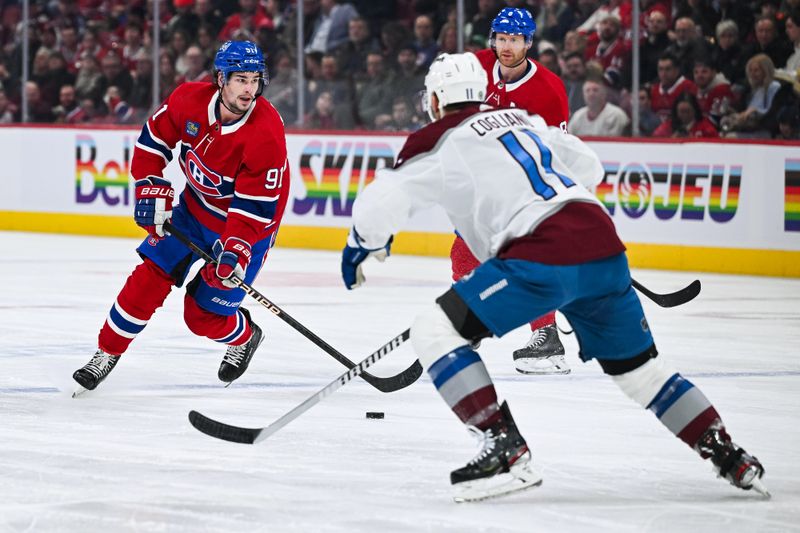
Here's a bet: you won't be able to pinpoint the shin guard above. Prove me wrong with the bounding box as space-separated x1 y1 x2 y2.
611 356 722 448
184 296 252 346
98 259 174 355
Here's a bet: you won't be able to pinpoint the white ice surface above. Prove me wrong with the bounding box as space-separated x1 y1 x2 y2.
1 232 799 533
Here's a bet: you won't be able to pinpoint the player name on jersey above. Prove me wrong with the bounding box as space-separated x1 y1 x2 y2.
469 110 533 137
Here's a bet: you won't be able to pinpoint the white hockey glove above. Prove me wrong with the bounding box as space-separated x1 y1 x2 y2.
341 228 392 290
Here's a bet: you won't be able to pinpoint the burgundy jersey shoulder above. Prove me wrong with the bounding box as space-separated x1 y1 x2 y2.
394 105 483 168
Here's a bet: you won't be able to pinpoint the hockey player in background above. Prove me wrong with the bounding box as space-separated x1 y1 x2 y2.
459 7 572 375
341 53 768 502
72 41 290 394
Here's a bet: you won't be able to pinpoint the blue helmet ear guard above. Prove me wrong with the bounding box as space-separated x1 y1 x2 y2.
213 40 269 96
489 7 537 48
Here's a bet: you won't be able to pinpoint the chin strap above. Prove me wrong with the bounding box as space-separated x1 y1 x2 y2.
217 89 246 117
491 48 529 72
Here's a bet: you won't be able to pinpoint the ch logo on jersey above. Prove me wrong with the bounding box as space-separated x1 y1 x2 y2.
185 149 224 197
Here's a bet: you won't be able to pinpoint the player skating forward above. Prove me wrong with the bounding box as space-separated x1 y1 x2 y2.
459 7 571 375
73 41 290 394
341 53 767 502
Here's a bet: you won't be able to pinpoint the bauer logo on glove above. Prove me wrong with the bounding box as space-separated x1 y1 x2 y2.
201 237 253 290
134 176 174 238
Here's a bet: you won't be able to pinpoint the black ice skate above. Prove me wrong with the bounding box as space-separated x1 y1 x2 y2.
512 324 569 375
695 425 770 497
72 349 120 397
218 308 264 384
451 401 543 502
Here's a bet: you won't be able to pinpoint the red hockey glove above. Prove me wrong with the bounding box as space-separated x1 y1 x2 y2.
201 237 252 290
134 177 174 238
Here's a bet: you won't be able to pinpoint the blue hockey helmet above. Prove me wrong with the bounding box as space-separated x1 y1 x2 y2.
489 7 537 46
213 40 269 95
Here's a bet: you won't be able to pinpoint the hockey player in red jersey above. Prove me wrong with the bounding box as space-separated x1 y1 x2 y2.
455 7 572 375
342 52 768 503
72 41 290 394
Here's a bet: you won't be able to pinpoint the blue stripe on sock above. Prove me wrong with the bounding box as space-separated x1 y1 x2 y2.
109 305 146 335
428 347 480 389
219 311 245 344
647 373 694 417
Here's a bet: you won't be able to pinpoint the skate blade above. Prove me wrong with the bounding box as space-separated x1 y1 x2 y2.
749 477 771 499
453 462 543 503
514 360 571 375
72 386 90 398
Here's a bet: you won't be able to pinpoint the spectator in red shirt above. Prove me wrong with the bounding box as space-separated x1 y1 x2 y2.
693 56 736 123
654 92 720 138
651 52 697 122
584 13 630 83
218 0 272 42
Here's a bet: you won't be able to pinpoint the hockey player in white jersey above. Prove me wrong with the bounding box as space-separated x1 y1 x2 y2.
341 53 768 502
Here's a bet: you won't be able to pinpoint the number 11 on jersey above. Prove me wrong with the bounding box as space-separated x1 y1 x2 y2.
498 128 575 200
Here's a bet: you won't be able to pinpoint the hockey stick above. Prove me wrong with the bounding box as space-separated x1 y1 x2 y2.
189 329 409 444
631 278 701 308
163 221 422 393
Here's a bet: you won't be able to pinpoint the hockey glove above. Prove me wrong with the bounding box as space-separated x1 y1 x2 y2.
201 237 252 290
341 227 392 290
134 177 174 238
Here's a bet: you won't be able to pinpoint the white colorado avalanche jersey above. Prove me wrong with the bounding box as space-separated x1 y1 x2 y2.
352 107 607 262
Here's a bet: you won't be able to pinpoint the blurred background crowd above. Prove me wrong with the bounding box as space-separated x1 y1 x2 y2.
1 0 799 139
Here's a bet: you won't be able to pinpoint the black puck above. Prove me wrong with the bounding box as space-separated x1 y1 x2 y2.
365 411 384 419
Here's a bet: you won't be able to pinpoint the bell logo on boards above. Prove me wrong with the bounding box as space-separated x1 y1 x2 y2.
75 134 132 206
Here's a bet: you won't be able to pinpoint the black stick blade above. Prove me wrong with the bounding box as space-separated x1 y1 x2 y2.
188 410 261 444
667 279 701 307
632 278 702 308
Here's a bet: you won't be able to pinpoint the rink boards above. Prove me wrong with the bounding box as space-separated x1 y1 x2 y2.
0 125 798 277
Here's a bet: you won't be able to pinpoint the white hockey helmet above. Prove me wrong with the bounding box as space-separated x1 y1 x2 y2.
423 53 487 121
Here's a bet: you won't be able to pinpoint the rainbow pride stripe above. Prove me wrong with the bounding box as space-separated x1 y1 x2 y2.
786 159 800 232
596 162 619 214
74 134 132 205
650 163 681 220
709 164 740 223
293 141 394 217
681 164 708 220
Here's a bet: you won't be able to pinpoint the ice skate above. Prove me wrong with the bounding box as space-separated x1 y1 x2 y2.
218 308 264 384
696 425 770 498
513 324 569 375
451 401 543 502
72 349 120 397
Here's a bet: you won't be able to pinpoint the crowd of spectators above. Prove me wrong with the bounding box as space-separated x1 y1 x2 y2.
1 0 799 139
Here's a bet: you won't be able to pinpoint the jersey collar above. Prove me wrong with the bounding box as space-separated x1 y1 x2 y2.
206 91 257 135
492 58 537 93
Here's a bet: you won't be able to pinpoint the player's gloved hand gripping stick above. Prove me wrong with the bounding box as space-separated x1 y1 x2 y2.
163 221 421 393
134 177 174 239
342 228 393 290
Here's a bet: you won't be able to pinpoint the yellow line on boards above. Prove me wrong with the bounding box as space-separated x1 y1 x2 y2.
1 211 798 277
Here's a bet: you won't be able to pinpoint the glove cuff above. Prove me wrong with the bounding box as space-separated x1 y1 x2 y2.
348 227 391 252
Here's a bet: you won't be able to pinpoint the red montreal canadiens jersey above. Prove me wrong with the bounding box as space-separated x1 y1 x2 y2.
131 82 290 247
473 48 569 129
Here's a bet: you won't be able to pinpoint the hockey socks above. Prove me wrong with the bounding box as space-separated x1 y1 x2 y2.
98 258 174 355
610 355 721 449
184 295 253 346
530 311 556 331
427 346 503 430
